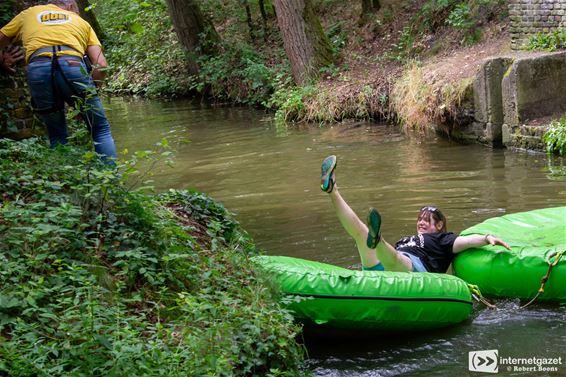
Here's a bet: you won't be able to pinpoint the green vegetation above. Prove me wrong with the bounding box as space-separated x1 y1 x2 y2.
0 0 15 26
92 0 509 124
0 138 304 376
526 29 566 52
97 0 288 105
543 117 566 156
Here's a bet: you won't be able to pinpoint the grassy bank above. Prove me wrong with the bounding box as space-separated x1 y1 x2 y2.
0 138 304 376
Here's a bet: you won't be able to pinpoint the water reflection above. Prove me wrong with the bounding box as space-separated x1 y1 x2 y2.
107 97 564 265
106 97 566 376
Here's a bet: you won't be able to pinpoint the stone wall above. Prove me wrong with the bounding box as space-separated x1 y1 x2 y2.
1 0 39 140
0 71 38 139
509 0 566 50
453 51 566 152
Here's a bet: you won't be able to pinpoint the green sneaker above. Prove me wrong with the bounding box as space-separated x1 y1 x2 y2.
366 207 382 248
320 155 337 193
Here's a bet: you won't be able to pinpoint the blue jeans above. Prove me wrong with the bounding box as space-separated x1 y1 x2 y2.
26 56 117 163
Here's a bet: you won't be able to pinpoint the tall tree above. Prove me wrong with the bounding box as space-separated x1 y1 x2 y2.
164 0 220 75
76 0 106 41
359 0 381 25
273 0 335 85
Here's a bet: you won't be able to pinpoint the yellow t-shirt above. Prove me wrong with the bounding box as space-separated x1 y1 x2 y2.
0 4 101 63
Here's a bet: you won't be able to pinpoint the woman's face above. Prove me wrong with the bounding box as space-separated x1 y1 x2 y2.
416 212 442 234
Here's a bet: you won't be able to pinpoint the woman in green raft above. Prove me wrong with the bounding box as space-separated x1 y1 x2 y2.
320 155 511 273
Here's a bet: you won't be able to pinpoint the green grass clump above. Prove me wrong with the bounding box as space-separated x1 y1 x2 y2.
0 138 304 376
543 117 566 156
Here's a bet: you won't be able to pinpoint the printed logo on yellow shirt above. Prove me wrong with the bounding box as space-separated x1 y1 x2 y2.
37 11 72 25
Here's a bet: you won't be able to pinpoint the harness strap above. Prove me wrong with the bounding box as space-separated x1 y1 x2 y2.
29 45 81 62
30 46 90 121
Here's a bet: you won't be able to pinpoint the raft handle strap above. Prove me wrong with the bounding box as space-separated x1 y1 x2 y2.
520 250 564 309
468 284 497 309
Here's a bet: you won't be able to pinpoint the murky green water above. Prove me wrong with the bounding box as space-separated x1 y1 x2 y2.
106 97 565 376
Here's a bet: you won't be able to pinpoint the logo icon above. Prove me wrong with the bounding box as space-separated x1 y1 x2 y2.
37 11 71 25
469 350 498 373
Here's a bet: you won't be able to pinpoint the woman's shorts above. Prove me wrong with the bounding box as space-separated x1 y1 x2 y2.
362 252 428 272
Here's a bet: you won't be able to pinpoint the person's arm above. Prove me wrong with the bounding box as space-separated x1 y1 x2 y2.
453 234 511 254
86 44 108 84
0 31 11 50
0 32 16 73
1 45 24 73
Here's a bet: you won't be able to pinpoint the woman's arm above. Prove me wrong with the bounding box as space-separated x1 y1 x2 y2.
453 234 511 254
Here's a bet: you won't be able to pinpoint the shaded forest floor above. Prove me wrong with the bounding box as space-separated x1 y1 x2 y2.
303 0 513 125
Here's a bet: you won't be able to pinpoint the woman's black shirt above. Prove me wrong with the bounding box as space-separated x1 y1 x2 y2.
395 232 458 273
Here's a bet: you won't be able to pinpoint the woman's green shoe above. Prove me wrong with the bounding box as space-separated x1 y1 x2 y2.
366 207 382 248
320 155 337 193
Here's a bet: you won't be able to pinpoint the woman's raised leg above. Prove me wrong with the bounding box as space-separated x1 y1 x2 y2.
321 156 412 272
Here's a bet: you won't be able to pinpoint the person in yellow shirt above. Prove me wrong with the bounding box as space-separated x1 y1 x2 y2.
0 0 116 163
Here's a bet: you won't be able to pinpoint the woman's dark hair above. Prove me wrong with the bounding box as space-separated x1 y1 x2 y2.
418 206 447 232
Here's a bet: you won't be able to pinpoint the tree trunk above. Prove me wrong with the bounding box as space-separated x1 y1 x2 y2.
273 0 335 85
258 0 269 41
76 0 106 42
164 0 220 75
241 0 255 41
359 0 381 25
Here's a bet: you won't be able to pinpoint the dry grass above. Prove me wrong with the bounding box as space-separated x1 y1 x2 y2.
302 84 390 123
390 62 432 129
390 61 475 130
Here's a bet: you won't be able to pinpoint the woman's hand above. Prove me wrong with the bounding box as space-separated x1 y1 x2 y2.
485 234 511 250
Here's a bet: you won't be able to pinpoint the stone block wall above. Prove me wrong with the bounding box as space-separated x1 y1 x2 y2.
502 51 566 126
453 52 566 151
509 0 566 50
1 0 39 139
0 72 38 139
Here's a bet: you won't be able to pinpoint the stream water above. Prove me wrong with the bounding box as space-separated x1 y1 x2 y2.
105 97 565 377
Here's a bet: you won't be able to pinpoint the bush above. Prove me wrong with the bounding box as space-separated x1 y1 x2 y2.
96 0 290 106
0 138 304 376
96 0 191 97
526 29 566 52
543 117 566 156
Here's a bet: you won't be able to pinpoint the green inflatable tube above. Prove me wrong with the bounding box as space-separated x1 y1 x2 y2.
252 256 472 331
453 206 566 301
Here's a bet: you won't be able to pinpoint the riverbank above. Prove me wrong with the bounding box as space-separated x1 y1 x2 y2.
0 138 304 376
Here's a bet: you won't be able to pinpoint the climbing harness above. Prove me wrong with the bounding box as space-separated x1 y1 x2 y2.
28 45 79 62
468 284 497 309
520 250 564 309
28 45 96 133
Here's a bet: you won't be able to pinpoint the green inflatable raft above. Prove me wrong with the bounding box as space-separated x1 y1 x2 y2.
454 206 566 301
252 256 472 332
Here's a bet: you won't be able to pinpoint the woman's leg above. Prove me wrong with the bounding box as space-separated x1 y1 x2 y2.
322 155 412 271
329 187 411 271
